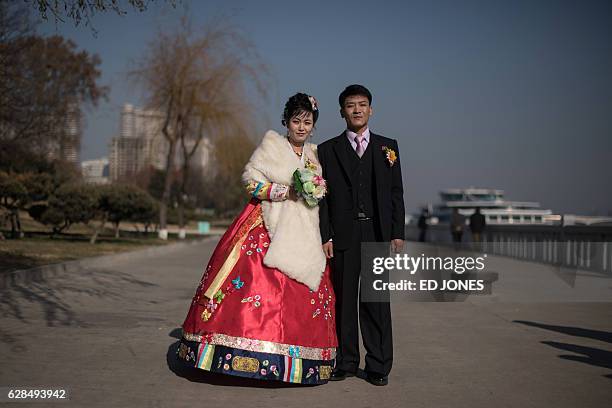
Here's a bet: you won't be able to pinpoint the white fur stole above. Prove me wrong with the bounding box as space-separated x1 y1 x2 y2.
242 130 326 291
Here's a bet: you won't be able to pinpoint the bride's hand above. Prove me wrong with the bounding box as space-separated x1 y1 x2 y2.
287 186 299 201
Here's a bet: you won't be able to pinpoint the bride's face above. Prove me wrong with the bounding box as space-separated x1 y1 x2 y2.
287 111 314 145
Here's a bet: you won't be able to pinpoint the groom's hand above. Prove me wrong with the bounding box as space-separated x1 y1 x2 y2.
391 239 404 253
322 241 334 259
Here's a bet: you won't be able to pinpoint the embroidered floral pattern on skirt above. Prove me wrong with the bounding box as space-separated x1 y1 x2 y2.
179 200 337 385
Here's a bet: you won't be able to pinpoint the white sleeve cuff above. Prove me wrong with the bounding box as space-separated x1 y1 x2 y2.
270 183 289 201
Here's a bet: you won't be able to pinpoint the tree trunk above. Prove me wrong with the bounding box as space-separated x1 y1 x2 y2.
9 210 17 238
177 189 186 240
177 197 184 228
90 213 107 244
9 209 22 239
177 151 192 240
114 222 120 238
158 139 177 240
15 209 22 238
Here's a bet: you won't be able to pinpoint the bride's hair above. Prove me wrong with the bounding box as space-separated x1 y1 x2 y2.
281 93 319 126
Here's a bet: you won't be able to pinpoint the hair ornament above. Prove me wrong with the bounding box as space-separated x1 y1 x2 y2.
308 95 318 111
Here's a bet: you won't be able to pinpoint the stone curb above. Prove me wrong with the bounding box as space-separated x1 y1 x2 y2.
0 235 220 290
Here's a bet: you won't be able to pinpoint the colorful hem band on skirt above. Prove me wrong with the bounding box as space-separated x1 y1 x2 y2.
177 338 335 385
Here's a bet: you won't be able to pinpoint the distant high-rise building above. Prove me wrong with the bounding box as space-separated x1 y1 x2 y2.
121 103 168 169
47 104 81 164
109 136 145 181
109 103 211 181
110 104 164 181
82 157 109 184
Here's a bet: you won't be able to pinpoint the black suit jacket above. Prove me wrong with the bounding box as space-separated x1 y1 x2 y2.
318 132 405 250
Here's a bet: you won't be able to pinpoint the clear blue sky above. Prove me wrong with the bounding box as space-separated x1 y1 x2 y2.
38 0 612 215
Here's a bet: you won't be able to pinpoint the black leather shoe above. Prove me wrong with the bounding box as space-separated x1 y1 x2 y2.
329 368 355 381
365 372 388 386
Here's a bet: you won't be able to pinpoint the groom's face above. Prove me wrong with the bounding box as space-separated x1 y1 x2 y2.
340 95 372 132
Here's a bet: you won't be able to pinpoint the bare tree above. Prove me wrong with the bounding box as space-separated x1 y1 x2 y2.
25 0 177 32
0 2 108 160
209 129 257 216
131 17 269 239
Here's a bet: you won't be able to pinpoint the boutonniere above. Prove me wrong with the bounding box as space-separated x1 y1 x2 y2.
381 146 397 167
304 158 318 172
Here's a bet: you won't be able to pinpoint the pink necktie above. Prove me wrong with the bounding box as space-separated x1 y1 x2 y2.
355 135 364 158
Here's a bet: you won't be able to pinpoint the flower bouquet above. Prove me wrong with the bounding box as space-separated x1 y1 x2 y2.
292 166 327 207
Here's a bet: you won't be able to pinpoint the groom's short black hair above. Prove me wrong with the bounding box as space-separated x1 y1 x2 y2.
339 84 372 107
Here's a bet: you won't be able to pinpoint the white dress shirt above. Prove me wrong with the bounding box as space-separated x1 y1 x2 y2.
346 127 371 153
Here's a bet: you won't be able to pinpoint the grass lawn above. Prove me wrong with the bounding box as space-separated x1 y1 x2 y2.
0 232 204 273
0 211 234 273
0 211 210 273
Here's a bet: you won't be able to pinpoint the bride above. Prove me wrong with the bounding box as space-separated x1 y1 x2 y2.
177 93 337 384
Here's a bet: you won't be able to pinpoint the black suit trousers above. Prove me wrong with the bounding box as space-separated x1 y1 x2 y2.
332 219 393 376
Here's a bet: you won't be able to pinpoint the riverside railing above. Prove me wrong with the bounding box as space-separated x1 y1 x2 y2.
405 224 612 274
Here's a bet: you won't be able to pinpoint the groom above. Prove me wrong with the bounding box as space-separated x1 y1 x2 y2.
318 84 405 386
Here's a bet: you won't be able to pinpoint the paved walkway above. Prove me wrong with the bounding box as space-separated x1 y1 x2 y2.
1 239 611 407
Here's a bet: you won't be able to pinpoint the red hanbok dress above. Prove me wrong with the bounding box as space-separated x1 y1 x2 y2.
177 194 337 384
